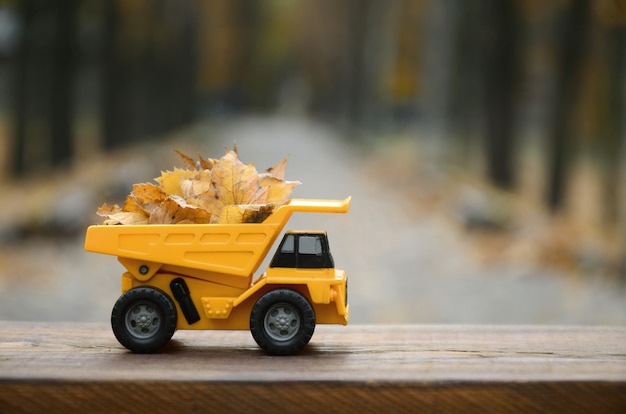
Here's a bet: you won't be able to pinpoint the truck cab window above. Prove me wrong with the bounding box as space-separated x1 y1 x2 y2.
298 235 322 256
281 234 295 253
270 232 334 269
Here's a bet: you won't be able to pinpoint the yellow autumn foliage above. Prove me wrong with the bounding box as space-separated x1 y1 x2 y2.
97 147 300 225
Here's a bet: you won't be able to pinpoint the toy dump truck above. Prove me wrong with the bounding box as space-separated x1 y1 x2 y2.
84 197 350 355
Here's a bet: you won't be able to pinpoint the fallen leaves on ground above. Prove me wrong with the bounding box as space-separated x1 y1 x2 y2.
97 147 299 225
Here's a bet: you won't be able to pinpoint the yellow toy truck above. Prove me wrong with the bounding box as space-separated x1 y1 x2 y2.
84 197 350 355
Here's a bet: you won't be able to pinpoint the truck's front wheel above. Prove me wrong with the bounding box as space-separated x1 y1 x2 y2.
111 287 177 353
250 289 315 355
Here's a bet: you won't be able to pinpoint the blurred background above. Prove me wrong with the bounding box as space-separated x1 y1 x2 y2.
0 0 624 325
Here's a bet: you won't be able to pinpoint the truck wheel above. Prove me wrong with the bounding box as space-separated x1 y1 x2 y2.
111 287 177 353
250 289 315 356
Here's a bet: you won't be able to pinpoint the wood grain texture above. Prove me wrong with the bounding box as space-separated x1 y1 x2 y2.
1 322 625 413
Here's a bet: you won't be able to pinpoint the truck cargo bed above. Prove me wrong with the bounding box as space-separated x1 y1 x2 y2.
84 198 350 281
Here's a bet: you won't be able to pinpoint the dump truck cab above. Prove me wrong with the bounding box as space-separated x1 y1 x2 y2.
85 197 351 356
270 231 334 269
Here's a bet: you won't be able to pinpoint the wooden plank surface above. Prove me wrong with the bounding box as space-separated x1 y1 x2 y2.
1 322 625 413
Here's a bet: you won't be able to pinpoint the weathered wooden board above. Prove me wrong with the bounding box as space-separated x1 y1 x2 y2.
1 322 625 413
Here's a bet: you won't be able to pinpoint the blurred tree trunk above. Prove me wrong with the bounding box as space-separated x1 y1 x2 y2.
163 1 198 129
601 24 625 281
546 0 591 211
447 2 483 162
11 0 35 176
101 1 198 149
602 26 625 226
12 0 77 174
101 0 131 149
171 1 198 127
341 0 372 138
139 1 165 137
232 0 261 109
49 0 78 167
482 0 522 189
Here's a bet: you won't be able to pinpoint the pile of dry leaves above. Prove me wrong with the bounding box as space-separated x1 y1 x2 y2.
97 147 299 225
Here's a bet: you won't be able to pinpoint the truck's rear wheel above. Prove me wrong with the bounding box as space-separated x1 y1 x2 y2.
111 287 177 353
250 289 315 356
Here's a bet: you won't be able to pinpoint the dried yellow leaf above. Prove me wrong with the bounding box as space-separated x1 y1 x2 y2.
174 150 199 170
210 149 258 207
181 170 213 199
96 203 122 217
149 196 212 224
103 212 149 225
264 157 288 179
97 204 149 225
259 175 300 206
218 204 274 224
97 146 298 225
197 156 215 170
131 183 167 214
155 168 197 197
122 195 145 215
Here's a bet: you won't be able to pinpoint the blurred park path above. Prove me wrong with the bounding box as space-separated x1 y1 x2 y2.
0 116 624 325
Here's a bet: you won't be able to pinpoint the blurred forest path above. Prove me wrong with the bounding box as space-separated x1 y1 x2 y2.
0 116 624 325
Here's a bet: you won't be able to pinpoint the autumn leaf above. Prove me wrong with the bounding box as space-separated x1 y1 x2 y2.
219 204 275 224
250 185 269 206
97 204 149 225
122 195 146 215
205 149 264 222
155 168 197 197
103 212 150 225
211 149 259 205
259 175 300 206
128 183 167 216
149 196 212 224
97 203 121 217
174 150 199 170
97 146 299 225
181 170 213 199
197 155 215 170
264 157 288 179
175 150 216 171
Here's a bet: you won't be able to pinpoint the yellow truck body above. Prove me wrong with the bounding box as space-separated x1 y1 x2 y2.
85 197 350 355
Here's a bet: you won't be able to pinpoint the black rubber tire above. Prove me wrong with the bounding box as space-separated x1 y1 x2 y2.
250 289 315 356
111 287 177 353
